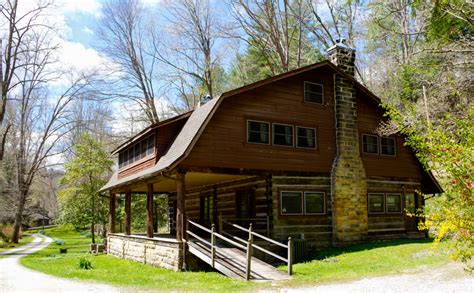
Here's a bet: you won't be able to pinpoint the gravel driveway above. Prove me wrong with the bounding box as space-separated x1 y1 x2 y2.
282 262 474 293
0 234 119 292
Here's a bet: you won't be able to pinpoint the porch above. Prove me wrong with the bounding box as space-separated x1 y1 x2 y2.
106 169 293 280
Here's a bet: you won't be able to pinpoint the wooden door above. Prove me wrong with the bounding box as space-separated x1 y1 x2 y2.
404 192 418 232
236 189 255 224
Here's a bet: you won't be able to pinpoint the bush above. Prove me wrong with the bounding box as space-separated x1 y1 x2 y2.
78 257 92 269
0 224 15 242
54 238 65 246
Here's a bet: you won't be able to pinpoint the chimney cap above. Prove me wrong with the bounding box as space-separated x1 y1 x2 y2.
327 37 355 52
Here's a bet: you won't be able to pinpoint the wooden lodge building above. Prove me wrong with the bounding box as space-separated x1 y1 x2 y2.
100 40 442 280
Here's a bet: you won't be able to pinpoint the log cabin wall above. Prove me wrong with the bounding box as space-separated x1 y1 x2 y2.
272 176 332 249
182 67 337 173
367 180 423 238
118 118 187 180
357 90 423 180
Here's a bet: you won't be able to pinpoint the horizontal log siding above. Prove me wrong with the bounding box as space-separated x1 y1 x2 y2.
182 68 337 173
272 176 332 249
367 180 422 238
118 157 155 179
357 92 423 179
168 177 269 231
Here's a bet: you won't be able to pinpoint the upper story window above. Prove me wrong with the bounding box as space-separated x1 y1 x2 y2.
380 137 396 156
362 134 396 156
247 120 270 144
296 127 316 149
362 134 379 154
118 135 155 169
304 82 323 104
273 124 294 147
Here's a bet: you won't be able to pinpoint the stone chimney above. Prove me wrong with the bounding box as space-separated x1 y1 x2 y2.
328 39 368 247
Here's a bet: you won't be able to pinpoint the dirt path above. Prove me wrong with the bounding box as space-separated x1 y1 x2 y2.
0 234 120 292
282 262 474 293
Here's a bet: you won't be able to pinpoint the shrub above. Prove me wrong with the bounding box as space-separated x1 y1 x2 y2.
78 257 92 269
0 224 15 242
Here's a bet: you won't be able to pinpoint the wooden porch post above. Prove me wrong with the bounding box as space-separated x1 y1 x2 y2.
176 171 186 241
124 191 131 236
108 193 116 234
146 184 154 238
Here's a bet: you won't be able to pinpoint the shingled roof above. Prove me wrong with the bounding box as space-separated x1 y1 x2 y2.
100 60 382 192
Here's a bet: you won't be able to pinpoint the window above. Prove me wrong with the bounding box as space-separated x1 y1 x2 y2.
380 137 396 156
304 82 323 104
296 127 316 149
281 191 302 215
305 192 325 214
386 193 402 213
362 134 379 154
247 121 270 144
118 135 155 169
273 124 294 147
368 193 384 213
200 195 213 222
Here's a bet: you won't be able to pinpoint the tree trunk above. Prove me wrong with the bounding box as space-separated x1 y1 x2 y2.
12 190 27 243
91 223 95 244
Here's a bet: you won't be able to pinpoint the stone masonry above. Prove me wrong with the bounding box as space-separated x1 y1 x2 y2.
108 234 183 271
328 39 368 246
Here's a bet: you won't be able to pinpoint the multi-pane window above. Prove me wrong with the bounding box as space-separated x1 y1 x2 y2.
380 137 396 156
368 193 402 214
362 134 379 154
247 121 270 144
368 193 384 213
273 124 294 146
386 193 402 213
296 127 316 149
304 82 324 104
118 135 155 169
304 192 325 214
280 191 326 215
281 191 303 215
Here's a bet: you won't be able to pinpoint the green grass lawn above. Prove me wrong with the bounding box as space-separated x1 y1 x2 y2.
0 234 35 254
279 238 450 287
20 226 451 291
21 226 260 292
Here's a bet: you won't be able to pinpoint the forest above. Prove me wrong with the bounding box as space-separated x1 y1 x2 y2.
0 0 472 262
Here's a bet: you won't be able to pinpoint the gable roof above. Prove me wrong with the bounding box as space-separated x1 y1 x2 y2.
100 60 440 193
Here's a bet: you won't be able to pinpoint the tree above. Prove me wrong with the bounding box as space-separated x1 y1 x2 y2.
229 0 322 84
0 0 54 161
58 133 112 244
97 0 161 124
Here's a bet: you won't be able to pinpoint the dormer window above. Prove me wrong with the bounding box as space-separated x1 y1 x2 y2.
362 134 378 154
304 82 323 104
119 135 155 169
380 137 396 156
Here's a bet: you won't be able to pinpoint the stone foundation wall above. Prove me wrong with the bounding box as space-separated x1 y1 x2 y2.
107 234 182 271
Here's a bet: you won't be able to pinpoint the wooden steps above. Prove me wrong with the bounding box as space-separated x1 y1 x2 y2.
187 240 291 281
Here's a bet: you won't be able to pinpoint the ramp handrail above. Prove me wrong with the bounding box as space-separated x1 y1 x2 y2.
220 219 293 275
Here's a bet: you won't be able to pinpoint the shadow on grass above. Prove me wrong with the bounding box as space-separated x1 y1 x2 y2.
311 238 435 261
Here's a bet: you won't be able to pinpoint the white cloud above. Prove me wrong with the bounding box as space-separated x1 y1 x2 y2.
56 0 102 17
82 26 94 35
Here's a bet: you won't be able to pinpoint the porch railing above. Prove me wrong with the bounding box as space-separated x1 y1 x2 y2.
186 219 293 280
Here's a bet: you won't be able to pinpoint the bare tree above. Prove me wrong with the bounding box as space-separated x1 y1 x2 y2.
97 0 161 124
156 0 225 109
0 0 54 161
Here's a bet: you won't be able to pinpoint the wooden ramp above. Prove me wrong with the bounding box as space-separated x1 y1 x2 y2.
188 240 291 281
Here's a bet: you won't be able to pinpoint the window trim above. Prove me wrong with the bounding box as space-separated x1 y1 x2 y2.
380 136 397 157
272 123 295 147
280 191 304 215
296 126 317 149
118 134 155 170
385 193 403 214
304 191 326 215
368 193 386 214
247 119 271 145
303 81 324 105
362 134 380 155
